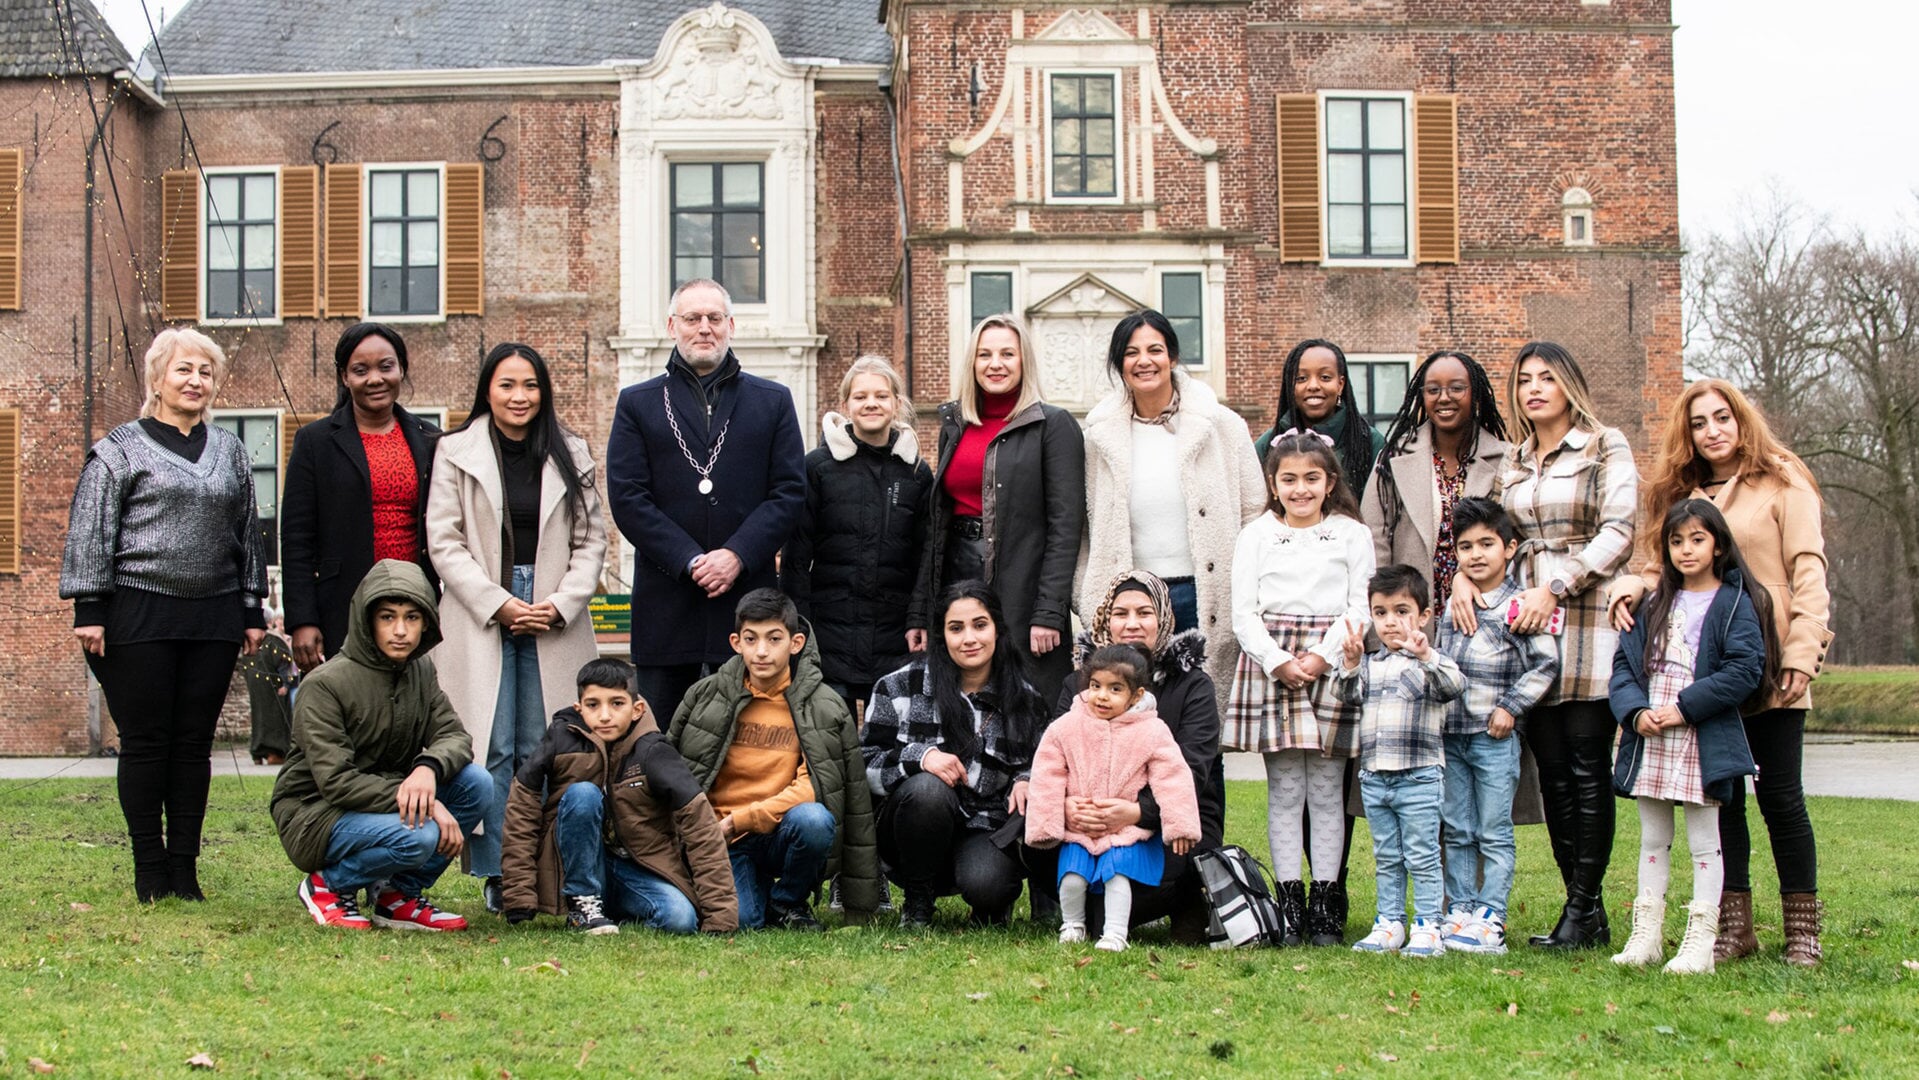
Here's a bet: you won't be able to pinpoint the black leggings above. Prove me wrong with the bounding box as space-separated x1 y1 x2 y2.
87 640 240 864
877 772 1028 917
1723 708 1818 894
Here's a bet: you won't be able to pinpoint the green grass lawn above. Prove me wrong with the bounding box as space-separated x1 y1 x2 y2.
1807 668 1919 735
2 777 1915 1078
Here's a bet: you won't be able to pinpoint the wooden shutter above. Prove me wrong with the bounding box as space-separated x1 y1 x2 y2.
0 149 22 310
444 409 470 430
279 411 328 474
280 165 321 317
1413 95 1460 265
323 163 362 319
1276 94 1323 263
0 408 19 573
444 163 484 316
160 169 200 320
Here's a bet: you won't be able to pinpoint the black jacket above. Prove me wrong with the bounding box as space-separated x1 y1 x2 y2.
781 418 934 692
279 403 439 659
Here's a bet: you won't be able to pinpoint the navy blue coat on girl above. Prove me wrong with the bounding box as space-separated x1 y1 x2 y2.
1608 567 1763 805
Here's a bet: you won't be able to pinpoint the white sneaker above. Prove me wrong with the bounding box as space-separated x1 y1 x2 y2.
1444 905 1508 954
1095 932 1128 952
1439 905 1476 940
1058 922 1087 944
1404 918 1447 957
1353 917 1407 953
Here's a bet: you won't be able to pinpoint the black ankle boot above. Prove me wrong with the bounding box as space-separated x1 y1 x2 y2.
1276 880 1307 946
1531 889 1609 949
167 854 206 902
132 838 170 903
1308 880 1346 946
900 888 937 930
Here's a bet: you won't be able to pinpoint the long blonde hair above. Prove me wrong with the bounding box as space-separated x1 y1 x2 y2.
953 313 1046 424
838 354 917 433
140 327 229 419
1645 379 1817 519
1506 340 1604 444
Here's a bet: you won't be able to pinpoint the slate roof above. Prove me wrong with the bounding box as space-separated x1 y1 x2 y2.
145 0 891 77
0 0 133 77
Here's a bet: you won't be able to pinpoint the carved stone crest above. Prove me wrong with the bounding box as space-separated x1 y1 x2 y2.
653 3 785 121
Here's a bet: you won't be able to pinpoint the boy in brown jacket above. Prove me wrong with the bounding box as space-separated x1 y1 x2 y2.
500 658 737 934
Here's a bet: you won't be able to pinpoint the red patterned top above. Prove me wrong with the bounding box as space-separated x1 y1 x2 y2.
361 426 420 562
1431 451 1467 614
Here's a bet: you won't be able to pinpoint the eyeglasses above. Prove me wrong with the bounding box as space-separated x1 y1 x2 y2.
1421 382 1471 400
672 311 729 326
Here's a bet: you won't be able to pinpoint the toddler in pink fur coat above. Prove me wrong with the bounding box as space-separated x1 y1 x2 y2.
1027 645 1201 951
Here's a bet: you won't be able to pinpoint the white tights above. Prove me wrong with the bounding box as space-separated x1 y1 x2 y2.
1636 797 1723 907
1263 749 1347 882
1060 873 1134 946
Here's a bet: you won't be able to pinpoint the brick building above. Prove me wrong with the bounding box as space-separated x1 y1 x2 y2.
0 0 1678 752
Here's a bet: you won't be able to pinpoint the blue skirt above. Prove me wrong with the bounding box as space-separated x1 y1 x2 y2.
1057 836 1166 893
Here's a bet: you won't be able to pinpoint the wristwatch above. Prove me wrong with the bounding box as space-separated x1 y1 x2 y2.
1547 576 1570 599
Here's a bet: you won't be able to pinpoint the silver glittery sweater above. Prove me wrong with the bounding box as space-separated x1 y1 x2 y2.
59 421 268 610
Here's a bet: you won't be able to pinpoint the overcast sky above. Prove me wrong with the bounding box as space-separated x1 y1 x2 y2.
94 0 1918 239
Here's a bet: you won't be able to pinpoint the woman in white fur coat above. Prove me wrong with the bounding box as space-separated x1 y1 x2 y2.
1077 310 1267 704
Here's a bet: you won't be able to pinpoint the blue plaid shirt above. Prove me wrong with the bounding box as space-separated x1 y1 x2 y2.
1435 575 1561 736
1334 648 1466 772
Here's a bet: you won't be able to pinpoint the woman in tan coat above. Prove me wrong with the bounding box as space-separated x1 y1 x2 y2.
427 343 608 912
1608 379 1832 966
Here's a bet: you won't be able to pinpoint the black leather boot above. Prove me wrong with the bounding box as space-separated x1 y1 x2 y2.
167 854 206 902
1276 880 1307 946
1309 880 1346 946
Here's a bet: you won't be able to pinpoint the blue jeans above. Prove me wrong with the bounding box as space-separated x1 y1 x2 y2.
319 762 491 896
1441 732 1522 917
554 784 699 934
1165 578 1199 636
471 564 544 878
1359 765 1445 924
727 801 838 929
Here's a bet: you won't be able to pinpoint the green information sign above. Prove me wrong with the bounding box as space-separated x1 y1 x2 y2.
590 593 631 635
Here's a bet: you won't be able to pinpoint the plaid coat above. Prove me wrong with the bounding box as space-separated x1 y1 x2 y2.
862 661 1041 833
1501 426 1639 704
1332 648 1466 772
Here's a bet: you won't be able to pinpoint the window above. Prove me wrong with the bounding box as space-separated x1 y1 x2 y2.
672 163 765 303
1347 356 1412 437
1050 74 1118 198
969 272 1013 329
211 412 280 563
1563 187 1595 248
368 168 440 317
205 171 275 319
1161 273 1204 364
1325 98 1408 259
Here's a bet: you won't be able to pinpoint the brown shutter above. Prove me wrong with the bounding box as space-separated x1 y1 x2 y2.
1276 94 1323 263
280 165 321 317
444 163 484 316
0 149 22 310
0 408 19 574
280 411 328 474
323 163 362 319
1413 95 1460 265
160 169 200 321
444 410 470 430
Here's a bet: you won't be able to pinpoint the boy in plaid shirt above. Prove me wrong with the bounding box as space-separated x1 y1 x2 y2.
1334 565 1466 957
1435 498 1559 954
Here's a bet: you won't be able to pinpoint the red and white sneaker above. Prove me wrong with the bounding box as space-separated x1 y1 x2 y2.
298 872 372 930
370 887 468 932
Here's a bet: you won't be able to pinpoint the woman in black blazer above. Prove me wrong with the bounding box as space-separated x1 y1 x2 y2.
280 323 439 670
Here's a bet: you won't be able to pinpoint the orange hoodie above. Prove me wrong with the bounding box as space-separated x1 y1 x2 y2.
709 671 816 834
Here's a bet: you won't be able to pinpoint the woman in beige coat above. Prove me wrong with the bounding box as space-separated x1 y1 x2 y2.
1608 379 1832 966
1077 310 1266 705
427 343 608 912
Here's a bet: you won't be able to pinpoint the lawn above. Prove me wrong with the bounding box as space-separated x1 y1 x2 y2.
2 777 1914 1078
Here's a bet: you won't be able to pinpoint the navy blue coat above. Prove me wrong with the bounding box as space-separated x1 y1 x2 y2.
606 351 805 665
1609 569 1763 805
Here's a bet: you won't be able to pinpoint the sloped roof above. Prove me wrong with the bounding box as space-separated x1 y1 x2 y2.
146 0 891 76
0 0 133 78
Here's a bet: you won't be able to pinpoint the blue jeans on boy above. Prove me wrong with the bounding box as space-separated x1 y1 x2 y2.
728 800 837 929
319 762 491 896
471 564 544 879
1441 732 1522 918
552 783 699 934
1359 765 1444 924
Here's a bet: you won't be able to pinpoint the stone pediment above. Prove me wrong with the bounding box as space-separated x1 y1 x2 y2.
1032 9 1133 42
1026 273 1149 320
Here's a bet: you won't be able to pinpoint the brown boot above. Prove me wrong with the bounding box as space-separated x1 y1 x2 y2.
1782 893 1823 967
1714 890 1758 961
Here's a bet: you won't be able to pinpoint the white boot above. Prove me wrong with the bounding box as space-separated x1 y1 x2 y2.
1612 891 1666 967
1663 900 1719 975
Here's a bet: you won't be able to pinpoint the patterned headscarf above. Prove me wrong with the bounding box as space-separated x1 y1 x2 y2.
1088 569 1175 658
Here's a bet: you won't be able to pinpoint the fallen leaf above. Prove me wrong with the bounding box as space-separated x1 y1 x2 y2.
1605 1001 1618 1015
1903 960 1919 972
1146 971 1162 981
966 992 989 1001
1767 1011 1790 1024
1076 956 1095 968
1148 951 1162 965
437 1011 457 1022
1384 1005 1401 1015
883 943 910 952
1178 961 1198 970
1839 1025 1855 1034
28 1059 54 1075
1654 1025 1676 1036
186 1052 216 1069
1506 1002 1519 1017
576 1040 597 1069
521 958 568 976
1378 1052 1399 1063
68 902 92 912
1292 963 1309 973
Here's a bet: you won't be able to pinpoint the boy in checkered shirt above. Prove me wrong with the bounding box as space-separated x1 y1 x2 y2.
1333 564 1466 957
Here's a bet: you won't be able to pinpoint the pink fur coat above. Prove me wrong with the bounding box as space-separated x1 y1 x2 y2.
1025 691 1202 855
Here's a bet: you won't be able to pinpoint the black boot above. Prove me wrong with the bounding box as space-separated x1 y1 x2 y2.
899 888 937 930
1276 880 1307 946
1309 880 1346 946
167 854 206 902
132 837 170 903
1531 887 1609 949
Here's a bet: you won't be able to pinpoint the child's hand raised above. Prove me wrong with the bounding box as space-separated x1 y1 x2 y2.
1340 617 1364 669
1407 628 1432 660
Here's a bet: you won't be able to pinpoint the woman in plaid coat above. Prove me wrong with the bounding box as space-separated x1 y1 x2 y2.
1448 341 1639 951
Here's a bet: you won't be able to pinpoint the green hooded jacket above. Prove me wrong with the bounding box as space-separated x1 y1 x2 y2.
669 629 881 914
270 559 474 873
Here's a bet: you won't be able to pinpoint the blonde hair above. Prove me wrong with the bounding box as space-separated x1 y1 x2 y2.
140 328 229 419
952 313 1046 424
1505 340 1604 444
838 354 917 431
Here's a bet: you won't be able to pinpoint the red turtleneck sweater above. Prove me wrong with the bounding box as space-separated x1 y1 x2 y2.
942 390 1019 518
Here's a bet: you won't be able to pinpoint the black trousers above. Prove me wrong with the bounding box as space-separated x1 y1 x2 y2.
1525 699 1616 900
1723 707 1818 894
877 772 1028 917
87 640 240 867
632 662 709 728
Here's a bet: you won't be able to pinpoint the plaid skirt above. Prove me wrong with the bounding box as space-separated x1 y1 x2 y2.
1224 613 1360 757
1627 659 1714 806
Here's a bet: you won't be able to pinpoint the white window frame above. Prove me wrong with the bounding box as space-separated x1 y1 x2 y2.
363 161 447 324
209 408 283 564
1155 267 1210 370
666 158 771 310
199 165 283 327
1317 90 1417 270
1345 352 1417 435
1043 68 1125 206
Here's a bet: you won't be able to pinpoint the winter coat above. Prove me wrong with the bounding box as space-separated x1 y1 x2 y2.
668 631 881 913
781 416 934 691
606 351 806 666
1609 570 1763 805
270 560 473 873
1077 371 1267 708
1026 692 1201 855
280 404 440 660
500 705 738 932
863 660 1043 833
426 422 609 767
1361 421 1512 609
